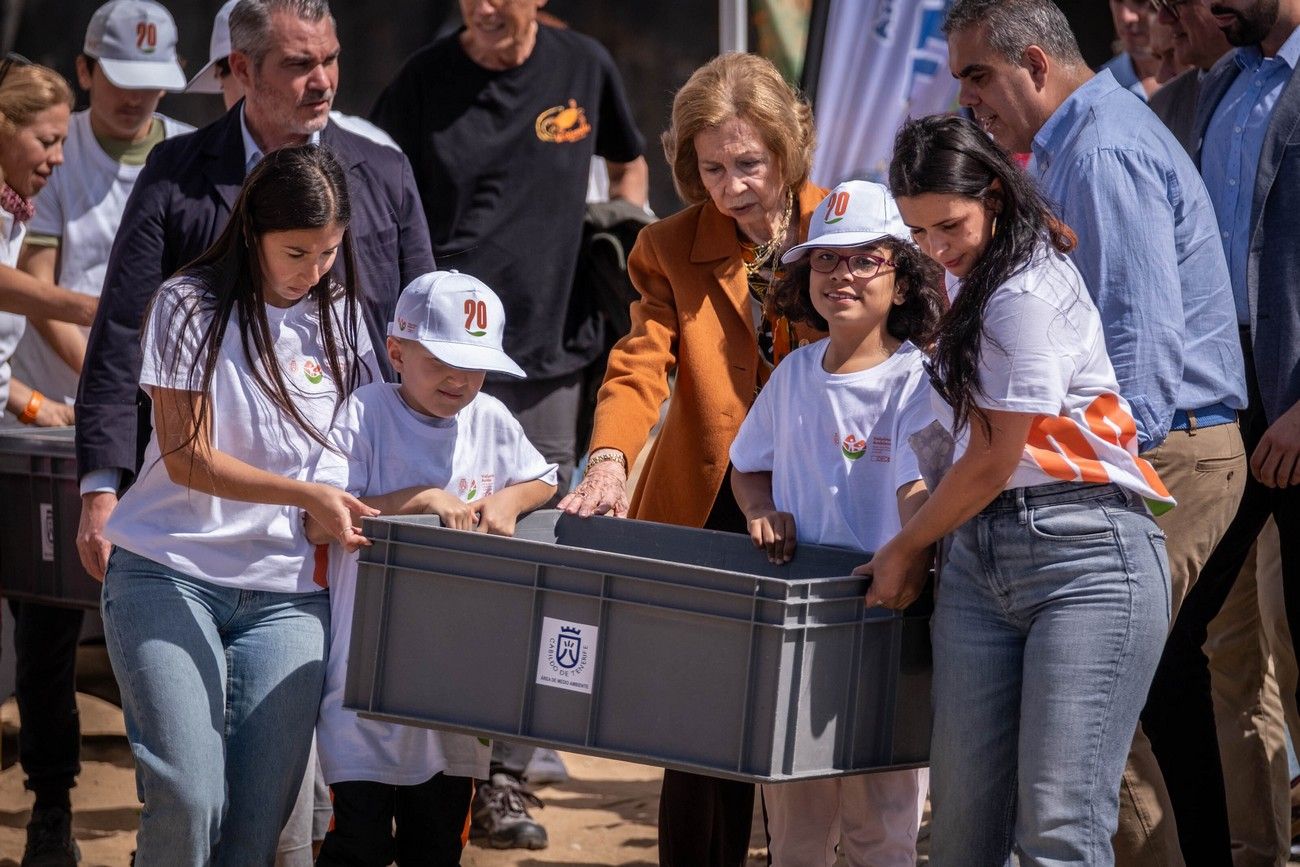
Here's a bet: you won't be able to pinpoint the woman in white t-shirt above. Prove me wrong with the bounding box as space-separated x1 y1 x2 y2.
880 115 1174 865
0 60 100 426
728 180 944 867
100 145 378 865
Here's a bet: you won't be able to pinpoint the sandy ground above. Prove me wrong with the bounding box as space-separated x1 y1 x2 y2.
1 649 1295 866
0 649 780 867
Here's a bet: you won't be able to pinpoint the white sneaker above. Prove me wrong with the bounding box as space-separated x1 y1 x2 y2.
523 748 570 786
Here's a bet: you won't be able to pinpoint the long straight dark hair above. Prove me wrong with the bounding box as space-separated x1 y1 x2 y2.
153 144 369 459
888 115 1075 436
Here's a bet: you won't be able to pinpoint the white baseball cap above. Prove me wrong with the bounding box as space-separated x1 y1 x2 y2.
185 0 238 95
781 180 909 264
389 271 526 379
83 0 187 92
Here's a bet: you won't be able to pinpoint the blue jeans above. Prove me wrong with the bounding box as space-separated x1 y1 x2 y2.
929 483 1170 867
101 548 329 867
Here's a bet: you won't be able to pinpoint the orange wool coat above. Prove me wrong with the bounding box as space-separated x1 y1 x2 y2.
589 180 829 528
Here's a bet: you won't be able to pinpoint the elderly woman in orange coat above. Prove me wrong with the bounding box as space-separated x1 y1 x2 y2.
559 52 825 867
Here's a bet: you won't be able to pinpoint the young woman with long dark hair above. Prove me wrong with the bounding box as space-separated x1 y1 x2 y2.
99 145 377 865
869 114 1174 864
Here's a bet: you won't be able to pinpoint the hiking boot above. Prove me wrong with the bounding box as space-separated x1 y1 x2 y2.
22 806 80 867
470 771 548 850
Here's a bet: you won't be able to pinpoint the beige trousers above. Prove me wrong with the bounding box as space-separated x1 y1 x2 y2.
1114 423 1247 867
1208 520 1296 867
761 768 927 867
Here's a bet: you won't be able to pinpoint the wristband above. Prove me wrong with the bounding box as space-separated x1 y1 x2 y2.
586 451 627 475
17 390 43 425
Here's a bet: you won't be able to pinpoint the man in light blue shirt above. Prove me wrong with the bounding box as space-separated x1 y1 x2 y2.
1201 23 1300 324
945 0 1248 863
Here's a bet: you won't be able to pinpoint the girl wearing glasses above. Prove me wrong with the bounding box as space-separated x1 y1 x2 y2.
728 180 944 867
0 59 100 427
880 113 1173 864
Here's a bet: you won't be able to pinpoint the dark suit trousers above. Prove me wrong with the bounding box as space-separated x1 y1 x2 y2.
657 478 756 867
8 600 84 801
1142 333 1300 866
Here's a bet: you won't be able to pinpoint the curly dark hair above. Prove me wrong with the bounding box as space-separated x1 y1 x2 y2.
767 236 946 345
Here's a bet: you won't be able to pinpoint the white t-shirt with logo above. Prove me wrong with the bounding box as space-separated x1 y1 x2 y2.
729 340 935 554
311 382 558 785
104 277 377 592
13 110 193 405
944 246 1174 506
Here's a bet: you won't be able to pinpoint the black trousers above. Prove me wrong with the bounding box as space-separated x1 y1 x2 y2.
1143 335 1300 866
315 773 473 867
657 478 756 867
8 600 83 799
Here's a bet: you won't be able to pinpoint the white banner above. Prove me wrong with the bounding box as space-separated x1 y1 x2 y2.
811 0 960 187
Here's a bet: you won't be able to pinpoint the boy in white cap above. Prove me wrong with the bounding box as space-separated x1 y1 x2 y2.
7 3 189 865
185 0 398 150
307 271 557 865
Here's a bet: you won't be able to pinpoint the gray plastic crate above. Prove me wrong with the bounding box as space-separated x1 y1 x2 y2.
0 427 100 609
344 510 932 783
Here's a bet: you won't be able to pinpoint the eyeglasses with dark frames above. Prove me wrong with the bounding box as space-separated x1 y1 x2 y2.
0 53 32 90
807 250 893 279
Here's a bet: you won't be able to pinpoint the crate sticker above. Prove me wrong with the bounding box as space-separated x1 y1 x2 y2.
40 503 53 562
536 616 598 694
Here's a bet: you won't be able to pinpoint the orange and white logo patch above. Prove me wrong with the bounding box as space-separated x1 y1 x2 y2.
535 99 591 144
136 20 158 55
463 298 488 338
824 190 850 225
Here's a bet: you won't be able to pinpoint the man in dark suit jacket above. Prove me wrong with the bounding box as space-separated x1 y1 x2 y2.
74 0 434 578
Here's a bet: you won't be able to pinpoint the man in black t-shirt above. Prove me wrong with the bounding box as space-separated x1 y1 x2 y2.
370 0 646 852
372 0 646 494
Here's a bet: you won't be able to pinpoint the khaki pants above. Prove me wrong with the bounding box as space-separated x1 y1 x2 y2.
1114 423 1247 867
1208 520 1296 867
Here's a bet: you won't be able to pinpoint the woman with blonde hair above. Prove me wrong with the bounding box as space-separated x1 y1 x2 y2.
559 52 826 866
0 54 105 867
0 57 97 427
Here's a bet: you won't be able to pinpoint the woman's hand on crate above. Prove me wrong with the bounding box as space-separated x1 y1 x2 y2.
301 483 380 551
746 510 797 565
559 458 629 518
77 491 117 581
857 537 930 611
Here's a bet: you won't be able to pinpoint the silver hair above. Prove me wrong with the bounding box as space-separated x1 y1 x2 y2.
943 0 1087 67
229 0 334 66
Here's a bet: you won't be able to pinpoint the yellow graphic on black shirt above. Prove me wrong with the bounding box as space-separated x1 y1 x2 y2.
535 100 592 143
